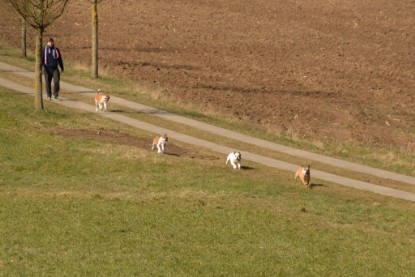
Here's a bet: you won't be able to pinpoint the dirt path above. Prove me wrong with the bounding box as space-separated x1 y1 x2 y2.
1 61 415 202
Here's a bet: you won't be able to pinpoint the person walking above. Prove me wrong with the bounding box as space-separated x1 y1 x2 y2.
42 38 64 100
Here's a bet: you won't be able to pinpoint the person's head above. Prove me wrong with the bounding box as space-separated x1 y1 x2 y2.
47 38 54 47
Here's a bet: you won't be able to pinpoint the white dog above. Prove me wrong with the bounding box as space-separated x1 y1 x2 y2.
151 133 168 154
226 151 242 170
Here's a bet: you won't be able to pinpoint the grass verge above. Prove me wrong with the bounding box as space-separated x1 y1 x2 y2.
1 81 415 275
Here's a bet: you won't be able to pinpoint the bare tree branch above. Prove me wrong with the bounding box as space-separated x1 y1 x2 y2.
7 0 70 110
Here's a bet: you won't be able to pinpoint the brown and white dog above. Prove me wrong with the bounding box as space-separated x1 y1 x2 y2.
95 89 110 112
226 151 242 170
295 165 311 187
152 133 168 153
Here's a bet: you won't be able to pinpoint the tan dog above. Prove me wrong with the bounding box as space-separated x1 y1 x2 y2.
152 133 168 153
95 89 110 112
295 165 311 187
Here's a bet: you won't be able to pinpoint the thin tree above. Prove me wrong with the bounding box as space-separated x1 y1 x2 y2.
22 17 27 57
7 0 70 110
91 0 104 78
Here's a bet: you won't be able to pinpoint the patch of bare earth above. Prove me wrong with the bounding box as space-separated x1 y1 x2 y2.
1 0 414 152
54 127 219 160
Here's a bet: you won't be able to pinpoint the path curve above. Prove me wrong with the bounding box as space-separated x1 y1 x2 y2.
1 62 414 202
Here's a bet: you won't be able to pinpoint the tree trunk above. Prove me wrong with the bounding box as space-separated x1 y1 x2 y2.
21 17 27 57
91 0 99 78
7 0 70 110
34 30 44 110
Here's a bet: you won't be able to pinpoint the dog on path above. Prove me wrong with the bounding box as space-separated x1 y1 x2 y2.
95 89 110 112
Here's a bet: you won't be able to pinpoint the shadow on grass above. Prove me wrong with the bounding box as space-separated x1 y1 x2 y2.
163 152 180 157
309 183 327 189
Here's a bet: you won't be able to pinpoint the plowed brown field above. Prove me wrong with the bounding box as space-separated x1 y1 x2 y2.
1 0 414 151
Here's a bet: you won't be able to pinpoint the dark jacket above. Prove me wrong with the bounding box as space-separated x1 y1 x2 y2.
42 45 64 72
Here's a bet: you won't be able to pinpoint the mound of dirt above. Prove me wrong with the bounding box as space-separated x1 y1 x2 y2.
1 0 414 151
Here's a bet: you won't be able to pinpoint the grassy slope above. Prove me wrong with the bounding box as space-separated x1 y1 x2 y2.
1 45 415 179
1 77 415 275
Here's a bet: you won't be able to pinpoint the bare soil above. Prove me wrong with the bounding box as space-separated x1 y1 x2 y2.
54 128 220 161
1 0 414 152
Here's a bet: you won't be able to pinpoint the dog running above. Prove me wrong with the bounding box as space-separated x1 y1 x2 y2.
294 165 311 187
226 151 242 170
151 133 168 154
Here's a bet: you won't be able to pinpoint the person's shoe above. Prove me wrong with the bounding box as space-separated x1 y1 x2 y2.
46 96 51 101
52 96 61 101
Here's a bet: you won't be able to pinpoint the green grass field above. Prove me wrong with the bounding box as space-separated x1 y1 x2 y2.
1 50 415 276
